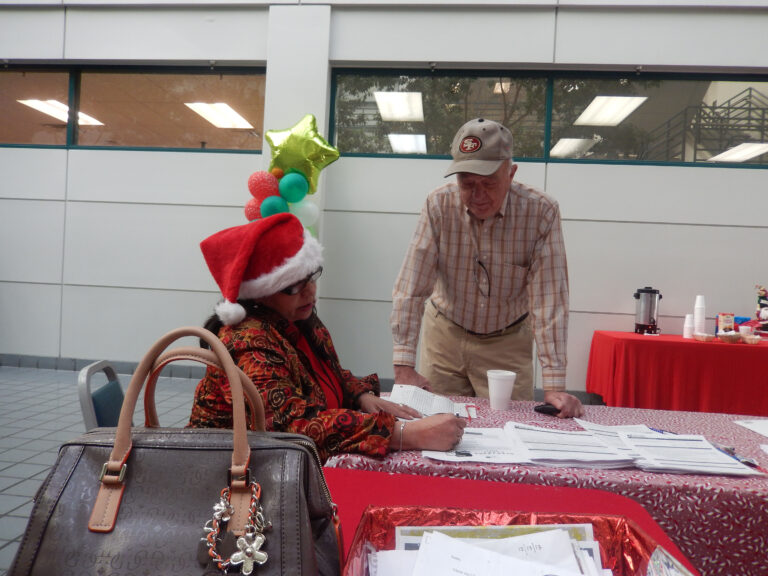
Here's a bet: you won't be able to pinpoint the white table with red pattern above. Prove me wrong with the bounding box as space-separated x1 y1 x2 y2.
325 399 768 576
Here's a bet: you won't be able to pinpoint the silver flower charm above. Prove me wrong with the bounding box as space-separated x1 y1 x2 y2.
212 498 234 522
230 532 268 575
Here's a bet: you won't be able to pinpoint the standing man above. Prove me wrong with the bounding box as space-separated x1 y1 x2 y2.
391 118 583 418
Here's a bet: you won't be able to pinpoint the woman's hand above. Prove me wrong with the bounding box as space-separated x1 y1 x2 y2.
397 414 467 452
358 392 421 420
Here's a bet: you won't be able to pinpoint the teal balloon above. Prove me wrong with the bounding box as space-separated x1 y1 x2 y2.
279 172 309 203
260 195 289 217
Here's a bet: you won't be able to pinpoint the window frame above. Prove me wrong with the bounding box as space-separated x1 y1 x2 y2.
330 67 768 169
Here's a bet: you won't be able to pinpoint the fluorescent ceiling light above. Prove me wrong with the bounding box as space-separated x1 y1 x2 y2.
574 96 648 127
387 134 427 154
18 99 103 126
550 137 600 158
708 143 768 163
494 82 511 94
374 92 424 122
185 102 253 129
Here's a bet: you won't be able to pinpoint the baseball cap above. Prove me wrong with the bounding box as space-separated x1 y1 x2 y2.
444 118 514 177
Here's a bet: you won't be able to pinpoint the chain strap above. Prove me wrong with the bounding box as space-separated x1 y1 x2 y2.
203 482 272 575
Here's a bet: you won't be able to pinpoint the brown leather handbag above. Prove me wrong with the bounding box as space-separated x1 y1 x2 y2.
10 326 341 576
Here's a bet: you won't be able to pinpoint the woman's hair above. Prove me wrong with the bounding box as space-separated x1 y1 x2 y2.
200 300 259 348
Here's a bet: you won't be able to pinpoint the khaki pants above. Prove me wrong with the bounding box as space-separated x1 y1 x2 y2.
419 300 534 400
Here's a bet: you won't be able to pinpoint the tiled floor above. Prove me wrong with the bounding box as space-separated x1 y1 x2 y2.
0 366 197 575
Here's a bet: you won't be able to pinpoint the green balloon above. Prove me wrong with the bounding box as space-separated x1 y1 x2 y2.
279 172 309 203
260 195 289 217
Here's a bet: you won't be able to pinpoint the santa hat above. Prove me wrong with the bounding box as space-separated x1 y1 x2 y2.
200 213 323 325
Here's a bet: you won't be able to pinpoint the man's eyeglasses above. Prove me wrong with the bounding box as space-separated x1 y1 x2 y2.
280 267 323 295
474 258 490 298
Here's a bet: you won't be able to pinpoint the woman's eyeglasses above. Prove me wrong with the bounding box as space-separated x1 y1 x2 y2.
280 267 323 295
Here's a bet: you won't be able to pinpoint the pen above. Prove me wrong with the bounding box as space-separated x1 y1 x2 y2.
649 427 677 435
463 431 482 435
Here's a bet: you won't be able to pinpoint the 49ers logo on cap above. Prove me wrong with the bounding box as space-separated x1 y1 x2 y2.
459 136 482 153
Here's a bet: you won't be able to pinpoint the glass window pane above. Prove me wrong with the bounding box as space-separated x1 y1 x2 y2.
550 77 768 165
0 71 70 145
78 72 265 150
334 73 547 158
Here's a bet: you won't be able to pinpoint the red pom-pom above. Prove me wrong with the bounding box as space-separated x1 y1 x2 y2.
247 171 280 201
244 197 261 221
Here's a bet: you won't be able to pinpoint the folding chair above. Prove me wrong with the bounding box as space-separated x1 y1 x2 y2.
78 360 125 431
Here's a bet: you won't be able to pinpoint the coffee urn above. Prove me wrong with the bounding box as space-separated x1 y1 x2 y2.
634 286 662 334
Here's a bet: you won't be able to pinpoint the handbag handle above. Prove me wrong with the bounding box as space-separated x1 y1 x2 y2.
89 326 254 533
143 346 266 432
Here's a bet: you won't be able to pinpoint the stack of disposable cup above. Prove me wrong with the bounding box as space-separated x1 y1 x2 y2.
683 313 694 338
693 295 706 335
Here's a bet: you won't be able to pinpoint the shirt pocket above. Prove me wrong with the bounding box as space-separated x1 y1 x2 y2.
497 262 529 302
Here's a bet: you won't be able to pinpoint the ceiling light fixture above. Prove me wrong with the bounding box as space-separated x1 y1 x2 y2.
574 96 648 126
18 99 103 126
387 134 427 154
708 142 768 163
374 92 424 122
184 102 253 129
493 82 511 94
550 137 600 158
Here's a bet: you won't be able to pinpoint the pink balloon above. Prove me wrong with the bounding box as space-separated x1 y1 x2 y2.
244 197 261 221
247 171 280 202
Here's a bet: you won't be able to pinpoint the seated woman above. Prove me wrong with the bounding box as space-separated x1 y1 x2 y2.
189 212 465 462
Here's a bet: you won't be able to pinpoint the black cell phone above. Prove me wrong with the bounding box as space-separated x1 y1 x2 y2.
533 402 561 416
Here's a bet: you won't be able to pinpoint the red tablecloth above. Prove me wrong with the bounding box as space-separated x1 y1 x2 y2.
325 400 768 576
586 330 768 414
323 467 696 573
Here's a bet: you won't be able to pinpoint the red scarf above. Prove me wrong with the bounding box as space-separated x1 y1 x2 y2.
294 330 343 409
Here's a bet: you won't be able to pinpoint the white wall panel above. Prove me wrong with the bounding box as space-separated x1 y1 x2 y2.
263 5 331 133
565 220 763 318
321 211 418 302
317 298 394 380
64 7 269 61
0 8 64 59
0 200 65 283
60 285 218 362
330 8 555 64
0 282 61 357
67 150 261 205
63 203 242 290
548 163 768 226
0 148 67 200
555 8 768 69
325 157 448 213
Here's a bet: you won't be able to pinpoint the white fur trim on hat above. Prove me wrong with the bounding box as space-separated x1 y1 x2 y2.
215 300 247 326
237 228 323 301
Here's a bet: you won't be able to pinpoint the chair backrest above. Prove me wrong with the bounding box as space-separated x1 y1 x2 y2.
78 360 125 431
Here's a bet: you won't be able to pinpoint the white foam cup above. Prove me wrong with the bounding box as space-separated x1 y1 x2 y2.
683 314 694 339
487 370 517 410
739 325 754 336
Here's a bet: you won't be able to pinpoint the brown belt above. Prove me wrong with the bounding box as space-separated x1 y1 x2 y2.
431 301 528 337
464 313 529 337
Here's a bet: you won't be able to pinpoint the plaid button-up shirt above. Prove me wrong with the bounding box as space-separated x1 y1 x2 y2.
391 180 569 390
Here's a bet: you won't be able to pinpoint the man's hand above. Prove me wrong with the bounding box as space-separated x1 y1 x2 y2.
543 390 585 419
393 365 432 391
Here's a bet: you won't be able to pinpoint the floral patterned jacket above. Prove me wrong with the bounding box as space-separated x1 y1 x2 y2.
188 306 396 462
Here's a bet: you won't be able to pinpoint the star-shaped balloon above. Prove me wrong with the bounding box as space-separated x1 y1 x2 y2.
265 114 339 194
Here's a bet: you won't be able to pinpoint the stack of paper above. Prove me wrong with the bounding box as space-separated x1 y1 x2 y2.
389 384 477 418
368 524 609 576
423 419 762 476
